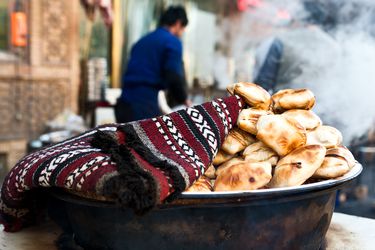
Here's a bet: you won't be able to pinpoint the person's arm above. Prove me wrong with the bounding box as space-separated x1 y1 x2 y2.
164 69 188 104
163 40 189 106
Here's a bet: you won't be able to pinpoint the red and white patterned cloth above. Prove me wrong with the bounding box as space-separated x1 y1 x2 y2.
0 95 243 232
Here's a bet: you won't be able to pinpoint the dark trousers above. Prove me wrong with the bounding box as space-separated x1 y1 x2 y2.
115 98 161 123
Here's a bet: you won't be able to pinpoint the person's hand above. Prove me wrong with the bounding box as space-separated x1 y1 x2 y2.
185 99 193 107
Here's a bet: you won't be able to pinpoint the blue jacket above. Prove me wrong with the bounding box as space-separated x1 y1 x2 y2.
120 27 184 105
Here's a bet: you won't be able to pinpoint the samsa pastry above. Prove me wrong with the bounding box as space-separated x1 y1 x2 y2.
242 141 279 166
313 146 356 179
214 161 272 191
281 109 322 130
313 155 350 179
269 145 326 188
226 83 236 95
204 164 216 179
272 89 315 113
256 114 306 156
233 82 271 110
215 157 245 177
326 146 357 168
237 108 272 135
306 125 343 148
221 127 256 155
185 176 213 192
213 149 235 166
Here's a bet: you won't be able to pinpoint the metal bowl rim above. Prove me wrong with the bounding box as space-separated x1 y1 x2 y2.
179 163 362 199
52 164 362 207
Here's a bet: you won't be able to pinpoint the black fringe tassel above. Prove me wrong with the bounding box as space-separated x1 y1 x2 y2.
90 130 157 215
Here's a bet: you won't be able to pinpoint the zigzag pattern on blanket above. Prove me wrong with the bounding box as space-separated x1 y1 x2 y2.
0 95 243 232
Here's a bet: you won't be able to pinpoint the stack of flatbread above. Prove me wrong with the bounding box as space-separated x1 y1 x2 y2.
186 82 357 192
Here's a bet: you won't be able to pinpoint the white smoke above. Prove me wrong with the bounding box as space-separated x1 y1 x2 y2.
312 30 375 144
235 0 375 144
215 0 375 144
296 0 375 144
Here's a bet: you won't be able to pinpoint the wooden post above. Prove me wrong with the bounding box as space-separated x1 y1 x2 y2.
111 0 123 88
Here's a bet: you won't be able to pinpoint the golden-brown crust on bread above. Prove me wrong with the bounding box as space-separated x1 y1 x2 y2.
214 161 272 191
268 144 326 187
215 157 245 177
243 141 279 165
272 89 315 113
256 115 307 156
237 108 272 135
306 125 343 148
185 176 213 192
313 155 350 179
281 109 322 130
221 127 256 155
233 82 271 110
226 83 236 95
204 164 216 179
326 146 357 168
212 149 235 166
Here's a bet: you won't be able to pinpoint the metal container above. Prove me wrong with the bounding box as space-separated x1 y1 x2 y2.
52 164 362 250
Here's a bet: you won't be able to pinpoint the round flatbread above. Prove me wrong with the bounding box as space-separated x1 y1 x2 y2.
326 146 357 168
256 114 307 156
237 108 272 135
203 164 216 179
243 141 279 166
215 157 245 177
213 149 235 166
214 161 272 191
272 88 315 113
306 125 343 148
268 144 326 188
282 109 322 130
185 176 213 192
221 127 256 155
313 155 350 179
233 82 271 110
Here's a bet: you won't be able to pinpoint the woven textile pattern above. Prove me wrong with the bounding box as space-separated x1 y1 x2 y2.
0 95 243 232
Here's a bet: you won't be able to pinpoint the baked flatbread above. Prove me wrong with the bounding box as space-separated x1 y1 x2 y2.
185 176 213 192
282 109 322 130
306 125 343 148
326 146 357 168
237 108 272 135
214 161 272 191
242 141 279 166
226 83 236 95
256 114 307 156
272 88 315 113
221 127 256 155
215 157 245 177
233 82 271 110
313 155 350 179
213 149 235 166
268 145 326 187
204 164 216 179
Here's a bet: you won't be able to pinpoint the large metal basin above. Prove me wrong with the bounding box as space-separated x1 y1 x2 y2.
51 164 362 250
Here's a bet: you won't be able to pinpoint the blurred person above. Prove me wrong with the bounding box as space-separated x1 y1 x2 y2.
252 37 283 93
115 6 190 123
253 22 339 93
252 0 341 93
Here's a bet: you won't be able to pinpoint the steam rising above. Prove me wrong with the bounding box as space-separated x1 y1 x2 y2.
221 0 375 144
295 0 375 144
312 30 375 144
